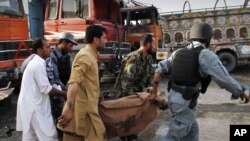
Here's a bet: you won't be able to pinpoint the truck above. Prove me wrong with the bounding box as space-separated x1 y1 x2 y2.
0 0 32 87
0 0 164 86
43 0 164 81
43 0 132 82
44 0 126 48
160 0 250 72
0 0 33 106
120 5 164 51
44 0 164 54
0 0 47 87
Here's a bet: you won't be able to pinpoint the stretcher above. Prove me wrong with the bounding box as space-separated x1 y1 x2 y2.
99 91 167 139
57 90 168 139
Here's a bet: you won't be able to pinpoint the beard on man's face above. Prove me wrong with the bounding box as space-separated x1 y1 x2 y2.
97 45 105 51
147 46 153 55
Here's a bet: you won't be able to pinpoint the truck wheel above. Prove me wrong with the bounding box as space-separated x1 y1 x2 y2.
218 52 236 72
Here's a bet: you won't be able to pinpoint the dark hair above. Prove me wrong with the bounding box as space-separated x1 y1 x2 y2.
32 38 45 53
85 25 107 43
140 34 154 46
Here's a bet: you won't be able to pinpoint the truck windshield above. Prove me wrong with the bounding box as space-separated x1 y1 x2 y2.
0 0 24 17
62 0 89 18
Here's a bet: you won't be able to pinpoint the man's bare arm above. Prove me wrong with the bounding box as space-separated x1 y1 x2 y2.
152 72 161 96
49 87 66 97
58 83 78 128
65 83 78 109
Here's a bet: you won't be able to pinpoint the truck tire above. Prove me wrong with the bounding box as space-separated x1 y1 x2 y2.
218 52 236 72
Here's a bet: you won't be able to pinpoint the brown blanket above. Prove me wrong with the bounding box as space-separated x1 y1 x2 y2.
99 92 160 139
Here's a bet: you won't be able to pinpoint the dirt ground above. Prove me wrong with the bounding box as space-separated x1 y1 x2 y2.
1 65 250 141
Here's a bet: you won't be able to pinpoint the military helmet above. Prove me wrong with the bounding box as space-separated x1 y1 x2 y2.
189 23 213 40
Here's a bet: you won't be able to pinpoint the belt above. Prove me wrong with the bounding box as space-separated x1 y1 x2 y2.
171 83 199 109
171 82 199 100
171 83 187 94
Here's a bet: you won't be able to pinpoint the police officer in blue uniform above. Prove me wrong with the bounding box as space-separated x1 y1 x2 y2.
152 22 249 141
49 32 77 140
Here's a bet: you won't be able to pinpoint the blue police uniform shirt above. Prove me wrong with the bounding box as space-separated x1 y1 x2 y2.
156 41 246 98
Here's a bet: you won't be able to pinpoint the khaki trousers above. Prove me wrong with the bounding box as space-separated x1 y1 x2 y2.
63 133 83 141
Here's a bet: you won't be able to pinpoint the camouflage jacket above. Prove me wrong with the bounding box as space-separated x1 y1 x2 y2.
114 50 154 98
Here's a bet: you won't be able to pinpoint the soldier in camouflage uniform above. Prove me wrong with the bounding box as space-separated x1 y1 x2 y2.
114 34 156 98
114 34 156 141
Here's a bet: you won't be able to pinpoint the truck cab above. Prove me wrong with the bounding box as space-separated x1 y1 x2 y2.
44 0 131 82
44 0 126 47
0 0 32 87
0 0 32 106
121 6 164 60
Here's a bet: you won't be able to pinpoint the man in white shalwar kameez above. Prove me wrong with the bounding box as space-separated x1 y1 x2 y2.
16 38 66 141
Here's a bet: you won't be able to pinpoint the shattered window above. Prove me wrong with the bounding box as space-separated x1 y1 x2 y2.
126 9 157 26
129 19 151 26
